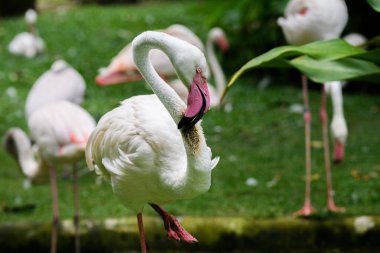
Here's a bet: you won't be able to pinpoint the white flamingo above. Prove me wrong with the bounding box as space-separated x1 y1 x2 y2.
8 9 45 58
3 101 96 253
25 59 86 119
278 0 348 215
95 25 229 107
85 31 219 253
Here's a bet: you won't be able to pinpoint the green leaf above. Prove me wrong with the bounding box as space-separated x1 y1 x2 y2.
367 0 380 12
228 39 365 87
289 56 380 83
221 39 380 101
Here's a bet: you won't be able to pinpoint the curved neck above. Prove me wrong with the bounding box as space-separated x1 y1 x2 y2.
133 34 186 124
206 34 226 97
133 32 213 197
8 130 44 180
27 23 36 35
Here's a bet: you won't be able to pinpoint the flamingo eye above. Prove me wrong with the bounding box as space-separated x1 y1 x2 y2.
298 7 308 16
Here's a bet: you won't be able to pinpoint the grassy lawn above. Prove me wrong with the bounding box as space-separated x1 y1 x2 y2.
0 0 379 224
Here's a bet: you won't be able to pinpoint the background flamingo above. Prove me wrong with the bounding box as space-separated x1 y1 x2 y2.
277 0 348 215
4 101 96 253
85 31 219 253
25 59 86 119
96 25 229 107
8 9 45 58
324 33 367 163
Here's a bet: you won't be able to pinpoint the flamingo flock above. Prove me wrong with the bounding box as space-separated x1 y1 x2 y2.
2 1 365 252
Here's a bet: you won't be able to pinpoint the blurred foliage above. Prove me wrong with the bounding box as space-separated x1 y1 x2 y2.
75 0 139 5
0 0 36 17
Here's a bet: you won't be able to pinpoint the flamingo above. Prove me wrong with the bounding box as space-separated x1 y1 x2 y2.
3 101 96 253
95 25 229 107
25 59 86 119
8 9 45 58
277 0 348 215
324 33 366 163
85 31 219 253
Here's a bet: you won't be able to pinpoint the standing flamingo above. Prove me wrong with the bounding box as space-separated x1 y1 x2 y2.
8 9 45 58
85 31 219 253
277 0 348 215
4 101 96 253
25 59 86 119
95 25 229 107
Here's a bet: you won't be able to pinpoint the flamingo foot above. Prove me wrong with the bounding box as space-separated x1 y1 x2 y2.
294 204 316 216
327 201 345 213
149 203 197 243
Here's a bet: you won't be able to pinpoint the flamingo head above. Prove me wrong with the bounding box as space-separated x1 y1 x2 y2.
210 27 229 52
25 9 37 24
178 67 210 131
333 139 345 164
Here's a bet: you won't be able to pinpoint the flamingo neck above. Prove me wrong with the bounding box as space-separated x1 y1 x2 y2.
132 32 214 197
7 129 44 180
27 23 36 35
132 33 186 123
206 33 226 97
328 81 344 116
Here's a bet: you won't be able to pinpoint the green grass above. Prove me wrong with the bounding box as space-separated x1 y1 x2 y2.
0 1 380 224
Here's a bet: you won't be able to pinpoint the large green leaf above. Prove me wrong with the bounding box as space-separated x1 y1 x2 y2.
289 56 380 83
228 39 365 87
368 0 380 12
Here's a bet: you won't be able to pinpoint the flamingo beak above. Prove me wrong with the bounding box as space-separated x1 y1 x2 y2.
95 72 143 86
178 67 210 130
333 139 345 164
217 37 229 52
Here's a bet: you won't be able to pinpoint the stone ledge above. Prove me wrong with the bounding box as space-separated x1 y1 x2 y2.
1 216 380 252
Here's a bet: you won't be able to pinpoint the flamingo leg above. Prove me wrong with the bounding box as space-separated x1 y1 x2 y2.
320 85 345 213
149 203 197 243
49 165 59 253
295 75 316 216
73 163 81 253
137 213 147 253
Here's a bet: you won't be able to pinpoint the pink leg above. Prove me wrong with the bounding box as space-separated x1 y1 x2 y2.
73 163 81 253
320 86 345 213
295 76 316 216
137 213 147 253
149 203 197 243
49 165 59 253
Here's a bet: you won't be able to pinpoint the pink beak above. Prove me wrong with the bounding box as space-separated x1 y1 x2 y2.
333 139 345 164
96 72 143 86
178 67 210 130
217 37 229 52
